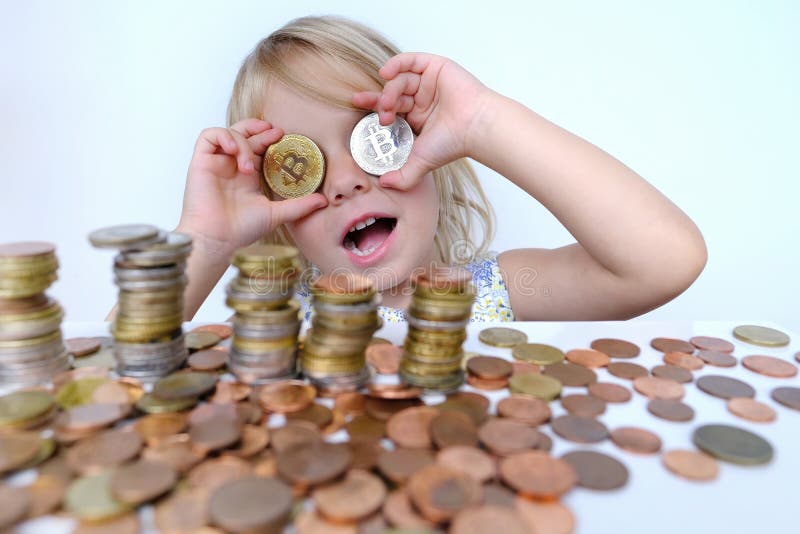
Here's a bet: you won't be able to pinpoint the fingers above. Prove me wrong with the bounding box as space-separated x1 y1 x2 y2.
378 152 433 191
228 129 256 174
230 119 284 156
379 53 436 80
378 73 420 125
268 192 329 228
194 127 254 175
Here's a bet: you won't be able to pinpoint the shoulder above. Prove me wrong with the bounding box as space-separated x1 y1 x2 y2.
464 251 515 322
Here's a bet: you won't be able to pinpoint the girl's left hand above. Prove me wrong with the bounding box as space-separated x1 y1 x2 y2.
352 53 492 190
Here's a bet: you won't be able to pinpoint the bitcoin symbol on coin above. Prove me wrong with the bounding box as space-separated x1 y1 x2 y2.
279 153 308 185
365 124 398 164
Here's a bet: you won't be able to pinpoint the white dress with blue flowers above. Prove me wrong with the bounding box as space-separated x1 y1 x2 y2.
295 251 515 323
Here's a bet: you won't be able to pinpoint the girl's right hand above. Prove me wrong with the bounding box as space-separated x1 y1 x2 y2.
176 119 328 257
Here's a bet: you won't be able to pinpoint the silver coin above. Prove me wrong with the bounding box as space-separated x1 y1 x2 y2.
88 224 162 249
350 113 414 176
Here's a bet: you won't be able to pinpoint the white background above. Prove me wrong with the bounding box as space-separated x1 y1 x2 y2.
1 0 797 330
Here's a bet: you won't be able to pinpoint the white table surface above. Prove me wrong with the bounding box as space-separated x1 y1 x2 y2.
11 319 800 534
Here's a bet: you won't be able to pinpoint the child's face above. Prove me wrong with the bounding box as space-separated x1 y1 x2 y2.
261 76 439 292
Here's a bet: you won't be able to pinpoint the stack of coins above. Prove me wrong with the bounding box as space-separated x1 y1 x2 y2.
400 267 475 392
0 242 69 385
225 244 302 384
89 225 192 379
300 273 380 392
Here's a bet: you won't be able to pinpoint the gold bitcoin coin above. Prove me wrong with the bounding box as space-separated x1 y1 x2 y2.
263 134 325 198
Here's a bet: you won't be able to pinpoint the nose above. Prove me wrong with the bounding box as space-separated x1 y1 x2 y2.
321 148 372 205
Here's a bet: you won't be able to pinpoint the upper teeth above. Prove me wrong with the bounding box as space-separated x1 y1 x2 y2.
349 217 376 234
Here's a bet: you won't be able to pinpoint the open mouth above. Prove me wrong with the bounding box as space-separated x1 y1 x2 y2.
342 216 398 257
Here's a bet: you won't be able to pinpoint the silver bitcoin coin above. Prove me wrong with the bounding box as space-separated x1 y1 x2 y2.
349 112 414 176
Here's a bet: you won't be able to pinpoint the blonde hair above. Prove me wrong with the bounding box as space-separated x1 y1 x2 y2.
227 15 495 267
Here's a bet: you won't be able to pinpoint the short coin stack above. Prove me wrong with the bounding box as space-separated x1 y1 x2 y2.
89 225 191 379
0 242 69 385
400 266 475 392
300 273 380 392
225 244 302 384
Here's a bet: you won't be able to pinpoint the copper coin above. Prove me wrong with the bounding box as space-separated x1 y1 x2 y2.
407 464 483 523
430 411 479 449
258 380 316 413
313 469 386 523
550 414 608 443
141 434 204 475
209 476 292 533
500 451 577 499
482 483 516 508
696 375 755 399
588 382 632 403
190 323 233 340
690 336 734 353
345 414 385 441
446 391 491 412
650 337 695 354
647 399 694 422
609 426 662 454
478 418 541 456
65 337 102 357
651 364 693 383
565 348 610 368
742 355 798 378
91 381 133 406
607 361 648 380
386 406 439 449
188 349 228 372
365 343 402 374
56 403 128 432
154 489 209 533
727 397 777 422
696 350 737 368
541 362 597 387
560 394 606 417
188 403 239 427
270 421 322 454
0 432 43 473
497 395 552 426
515 497 576 534
347 438 384 471
110 460 177 505
662 449 719 481
211 382 251 404
377 448 435 485
436 446 496 484
561 450 629 491
633 376 685 400
535 431 554 453
590 338 640 359
333 392 366 416
25 474 67 518
450 505 530 534
66 429 143 475
276 441 352 486
135 413 188 446
663 351 704 371
189 416 242 454
223 425 270 458
187 456 252 493
365 397 423 421
382 489 436 530
771 386 800 411
511 361 541 375
286 403 334 429
466 374 509 391
467 356 513 380
366 383 423 400
73 513 140 534
0 485 30 529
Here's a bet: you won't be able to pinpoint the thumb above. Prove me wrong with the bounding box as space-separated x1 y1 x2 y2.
378 152 434 191
268 192 328 228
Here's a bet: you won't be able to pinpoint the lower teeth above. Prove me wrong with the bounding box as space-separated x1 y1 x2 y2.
344 240 379 256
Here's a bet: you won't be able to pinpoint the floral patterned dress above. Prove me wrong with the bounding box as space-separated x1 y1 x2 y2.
295 251 515 323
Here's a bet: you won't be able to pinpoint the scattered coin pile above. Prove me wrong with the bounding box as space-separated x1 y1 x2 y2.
225 244 302 384
400 267 476 392
89 225 192 379
300 273 380 392
0 242 69 385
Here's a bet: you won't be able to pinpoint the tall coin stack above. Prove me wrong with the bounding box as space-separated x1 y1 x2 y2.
89 225 192 379
400 266 476 392
0 242 69 385
225 244 302 384
300 273 380 393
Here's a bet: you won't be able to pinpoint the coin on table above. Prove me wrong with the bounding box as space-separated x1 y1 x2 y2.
561 450 629 491
479 327 528 348
650 337 695 354
727 397 777 423
741 355 798 378
65 471 132 522
451 505 530 534
607 361 648 380
508 373 562 401
560 394 606 418
467 356 513 380
350 112 414 176
0 485 30 530
690 335 735 353
377 448 435 485
187 349 228 372
436 446 496 484
550 414 609 444
633 376 685 400
651 364 693 384
189 323 233 340
258 380 316 413
514 497 576 534
429 411 479 449
647 398 695 422
587 382 632 403
771 386 800 411
696 350 737 368
312 469 387 523
366 343 402 374
88 224 161 249
692 423 773 465
0 390 55 427
732 324 790 347
65 337 102 357
609 426 662 454
66 429 143 475
263 133 325 198
407 464 483 523
696 375 755 400
0 432 43 474
500 451 577 499
542 362 597 387
662 449 719 481
184 331 221 351
590 338 640 359
478 418 542 456
565 348 610 368
663 351 704 371
497 395 552 426
512 343 565 366
276 441 352 486
152 372 217 401
210 476 293 533
110 460 177 505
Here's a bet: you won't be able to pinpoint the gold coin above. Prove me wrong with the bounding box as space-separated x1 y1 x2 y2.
135 394 197 414
55 377 110 409
0 390 55 427
263 134 325 198
152 372 217 401
512 343 565 366
185 331 221 351
732 324 790 347
65 471 132 522
478 327 528 348
509 373 562 401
